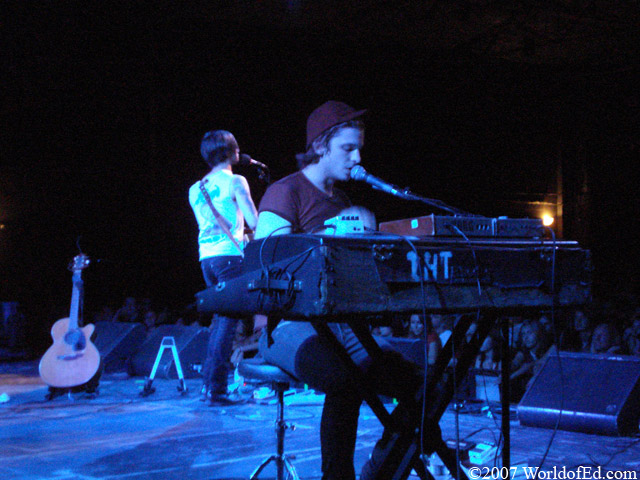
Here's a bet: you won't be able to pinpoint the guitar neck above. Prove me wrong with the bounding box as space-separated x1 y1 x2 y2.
68 271 84 330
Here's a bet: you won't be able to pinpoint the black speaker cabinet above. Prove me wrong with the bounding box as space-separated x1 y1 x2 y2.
386 337 426 367
518 351 640 436
129 324 210 379
93 321 147 372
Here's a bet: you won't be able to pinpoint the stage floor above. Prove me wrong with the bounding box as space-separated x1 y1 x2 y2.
1 361 639 480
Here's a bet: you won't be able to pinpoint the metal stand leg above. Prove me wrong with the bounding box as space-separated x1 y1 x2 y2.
140 337 188 397
501 318 511 473
249 456 275 479
249 384 300 480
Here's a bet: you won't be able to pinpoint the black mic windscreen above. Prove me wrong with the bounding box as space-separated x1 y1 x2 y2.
239 153 252 166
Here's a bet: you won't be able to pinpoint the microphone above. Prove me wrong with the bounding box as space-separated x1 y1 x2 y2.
239 153 268 170
349 165 408 198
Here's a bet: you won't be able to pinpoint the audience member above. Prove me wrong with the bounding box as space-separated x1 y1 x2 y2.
403 314 442 366
373 325 393 338
589 322 622 354
143 310 157 332
138 298 153 317
176 316 193 326
431 313 453 348
230 315 263 365
406 314 425 339
508 316 525 350
510 318 553 401
113 297 139 323
92 305 114 323
156 307 171 326
622 308 640 356
574 309 593 350
2 302 28 351
561 308 592 352
476 328 501 371
538 313 552 336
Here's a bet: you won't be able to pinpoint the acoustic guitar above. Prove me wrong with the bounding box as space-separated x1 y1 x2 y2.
39 254 101 388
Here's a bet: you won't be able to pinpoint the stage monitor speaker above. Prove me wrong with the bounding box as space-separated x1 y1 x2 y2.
518 351 640 436
386 337 426 367
129 324 210 379
93 321 147 373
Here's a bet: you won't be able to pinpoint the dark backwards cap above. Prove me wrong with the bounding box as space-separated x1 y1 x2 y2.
306 101 367 149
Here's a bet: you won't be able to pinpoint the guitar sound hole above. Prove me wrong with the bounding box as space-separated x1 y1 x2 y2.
64 329 86 351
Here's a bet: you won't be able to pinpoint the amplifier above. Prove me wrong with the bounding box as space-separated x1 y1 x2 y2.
379 215 544 238
518 352 640 436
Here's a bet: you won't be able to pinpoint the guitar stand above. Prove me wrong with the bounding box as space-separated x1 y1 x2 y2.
45 384 100 401
45 387 72 401
140 336 188 397
44 365 102 402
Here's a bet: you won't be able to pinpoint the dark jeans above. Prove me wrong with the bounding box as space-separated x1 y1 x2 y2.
259 322 420 480
201 255 244 394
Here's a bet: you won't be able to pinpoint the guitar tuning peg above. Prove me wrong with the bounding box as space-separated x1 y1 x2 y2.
68 254 91 272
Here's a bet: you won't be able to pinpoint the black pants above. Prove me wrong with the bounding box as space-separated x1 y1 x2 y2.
200 255 244 394
259 322 420 480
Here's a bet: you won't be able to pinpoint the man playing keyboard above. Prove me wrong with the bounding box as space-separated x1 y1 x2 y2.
255 101 422 480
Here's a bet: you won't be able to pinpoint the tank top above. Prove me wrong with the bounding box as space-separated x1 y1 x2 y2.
189 169 244 260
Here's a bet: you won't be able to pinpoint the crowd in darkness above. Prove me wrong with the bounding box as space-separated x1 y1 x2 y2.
90 296 204 332
3 292 640 404
87 296 261 365
369 295 640 402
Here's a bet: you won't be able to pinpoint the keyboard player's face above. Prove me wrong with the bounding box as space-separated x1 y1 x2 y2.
318 126 364 182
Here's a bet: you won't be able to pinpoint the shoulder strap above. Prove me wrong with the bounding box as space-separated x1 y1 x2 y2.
199 179 244 257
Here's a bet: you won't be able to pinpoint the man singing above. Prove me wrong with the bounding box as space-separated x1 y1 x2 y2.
255 101 421 480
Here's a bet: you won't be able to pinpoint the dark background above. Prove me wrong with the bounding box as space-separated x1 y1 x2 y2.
2 2 639 350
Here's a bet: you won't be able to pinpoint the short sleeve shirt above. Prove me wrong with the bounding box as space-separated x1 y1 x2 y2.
258 171 351 233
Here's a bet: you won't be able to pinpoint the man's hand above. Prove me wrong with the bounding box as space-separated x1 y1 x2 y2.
338 206 377 231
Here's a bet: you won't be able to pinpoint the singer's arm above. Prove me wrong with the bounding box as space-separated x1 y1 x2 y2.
254 212 292 239
232 175 258 231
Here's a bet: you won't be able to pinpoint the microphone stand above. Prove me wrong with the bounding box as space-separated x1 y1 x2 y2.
371 185 475 216
239 154 271 184
257 167 270 184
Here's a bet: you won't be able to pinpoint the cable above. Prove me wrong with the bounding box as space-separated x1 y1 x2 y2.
255 228 439 472
256 225 295 276
368 226 499 474
531 226 563 480
573 437 640 470
463 426 500 451
475 349 504 439
253 226 303 313
449 224 490 478
371 226 484 476
363 230 434 462
449 225 483 301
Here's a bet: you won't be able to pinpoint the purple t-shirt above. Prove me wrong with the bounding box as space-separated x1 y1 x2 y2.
258 171 351 233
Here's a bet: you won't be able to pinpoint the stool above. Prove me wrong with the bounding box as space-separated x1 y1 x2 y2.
238 357 301 480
